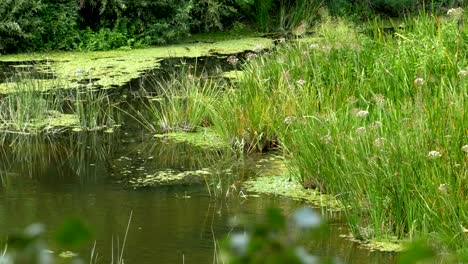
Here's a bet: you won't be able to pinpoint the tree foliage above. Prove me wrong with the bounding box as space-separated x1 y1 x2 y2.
0 0 463 54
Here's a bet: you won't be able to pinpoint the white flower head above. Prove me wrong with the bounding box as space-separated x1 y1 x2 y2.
447 7 464 18
227 55 239 65
284 116 295 125
321 135 332 144
374 138 385 148
253 44 265 53
458 70 468 77
245 52 257 60
309 43 319 49
438 183 448 195
321 45 331 51
427 150 442 159
414 77 425 87
356 126 366 135
370 121 383 130
355 110 369 118
372 94 386 107
296 79 306 86
461 145 468 153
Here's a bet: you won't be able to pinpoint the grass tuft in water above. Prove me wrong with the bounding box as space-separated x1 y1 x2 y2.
136 66 223 133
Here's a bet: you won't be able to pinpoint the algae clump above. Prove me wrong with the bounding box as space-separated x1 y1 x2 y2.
154 128 226 149
128 168 211 188
244 157 341 210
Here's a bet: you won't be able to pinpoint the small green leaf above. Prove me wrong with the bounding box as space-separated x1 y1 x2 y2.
55 218 92 248
399 241 435 264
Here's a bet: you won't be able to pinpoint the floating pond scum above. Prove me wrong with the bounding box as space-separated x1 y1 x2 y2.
0 127 398 263
0 36 403 263
0 37 273 93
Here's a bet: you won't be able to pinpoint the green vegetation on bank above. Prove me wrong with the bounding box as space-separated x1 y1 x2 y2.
208 10 466 260
0 0 310 53
0 0 467 262
1 0 463 54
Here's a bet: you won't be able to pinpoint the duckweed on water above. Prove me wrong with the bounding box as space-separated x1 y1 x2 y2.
0 110 79 134
153 128 226 149
221 70 244 80
243 156 341 209
243 175 341 210
128 168 211 188
0 37 273 93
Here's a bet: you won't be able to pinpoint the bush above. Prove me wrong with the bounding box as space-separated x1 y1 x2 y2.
326 0 465 18
0 0 43 53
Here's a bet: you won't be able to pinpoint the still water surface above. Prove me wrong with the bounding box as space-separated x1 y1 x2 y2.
0 130 397 264
0 56 397 263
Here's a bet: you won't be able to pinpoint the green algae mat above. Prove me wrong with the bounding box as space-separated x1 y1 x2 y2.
0 37 273 93
243 156 342 210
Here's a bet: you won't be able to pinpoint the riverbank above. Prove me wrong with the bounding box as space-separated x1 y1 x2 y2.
0 9 466 263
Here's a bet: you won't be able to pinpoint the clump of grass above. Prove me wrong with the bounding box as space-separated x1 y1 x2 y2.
67 87 120 131
136 66 222 133
285 13 467 254
0 78 63 134
0 71 121 134
212 10 467 257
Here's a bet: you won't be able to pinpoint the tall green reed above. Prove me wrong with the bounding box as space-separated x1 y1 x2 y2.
0 78 63 134
281 13 467 254
212 10 467 256
135 66 222 133
69 86 119 131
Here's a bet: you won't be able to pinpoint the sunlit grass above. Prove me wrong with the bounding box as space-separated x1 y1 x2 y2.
210 11 467 257
136 66 222 133
0 74 121 134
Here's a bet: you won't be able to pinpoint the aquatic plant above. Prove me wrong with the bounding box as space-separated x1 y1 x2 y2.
68 86 120 131
0 77 65 134
136 66 223 133
284 13 467 258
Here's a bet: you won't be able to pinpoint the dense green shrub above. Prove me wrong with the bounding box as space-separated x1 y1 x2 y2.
39 1 82 51
0 0 464 54
327 0 465 18
0 0 43 53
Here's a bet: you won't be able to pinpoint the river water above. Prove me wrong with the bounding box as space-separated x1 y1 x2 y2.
0 56 397 263
0 130 397 264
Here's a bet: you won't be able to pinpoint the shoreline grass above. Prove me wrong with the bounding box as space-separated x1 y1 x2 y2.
0 5 466 261
209 10 467 259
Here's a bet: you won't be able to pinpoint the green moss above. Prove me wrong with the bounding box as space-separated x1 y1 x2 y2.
0 37 273 93
154 128 227 149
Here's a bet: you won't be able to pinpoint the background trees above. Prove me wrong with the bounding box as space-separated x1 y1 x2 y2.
0 0 463 54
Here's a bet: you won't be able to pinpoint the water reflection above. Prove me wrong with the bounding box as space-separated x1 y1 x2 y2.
0 131 397 263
